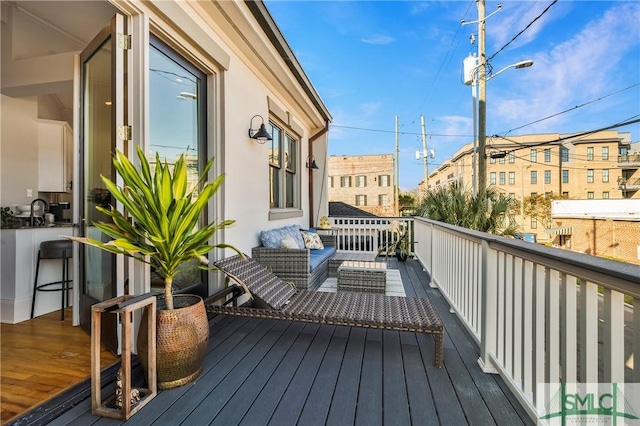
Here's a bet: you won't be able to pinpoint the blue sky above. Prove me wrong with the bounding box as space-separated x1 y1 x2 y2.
264 0 640 190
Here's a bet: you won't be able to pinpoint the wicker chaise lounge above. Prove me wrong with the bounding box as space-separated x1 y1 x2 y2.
205 255 445 368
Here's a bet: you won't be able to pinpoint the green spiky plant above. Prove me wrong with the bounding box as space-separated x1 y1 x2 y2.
69 146 240 310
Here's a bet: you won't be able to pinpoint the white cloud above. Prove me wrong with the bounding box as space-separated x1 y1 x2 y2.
361 34 395 45
493 2 640 134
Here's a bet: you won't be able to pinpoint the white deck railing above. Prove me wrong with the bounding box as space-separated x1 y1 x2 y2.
329 216 414 254
411 217 640 422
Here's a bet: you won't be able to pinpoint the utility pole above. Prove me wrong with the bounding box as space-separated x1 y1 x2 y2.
477 0 487 193
420 115 428 189
395 115 399 216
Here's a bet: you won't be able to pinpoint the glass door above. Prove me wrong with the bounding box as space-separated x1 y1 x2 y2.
78 14 126 352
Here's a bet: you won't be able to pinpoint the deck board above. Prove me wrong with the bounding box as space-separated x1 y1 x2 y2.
18 257 535 426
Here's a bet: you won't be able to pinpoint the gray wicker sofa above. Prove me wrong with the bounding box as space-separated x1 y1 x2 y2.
251 225 336 291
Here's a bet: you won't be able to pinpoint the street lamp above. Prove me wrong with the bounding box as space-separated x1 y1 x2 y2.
463 56 533 195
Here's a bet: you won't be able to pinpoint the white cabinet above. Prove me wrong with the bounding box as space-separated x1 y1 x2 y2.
37 119 73 193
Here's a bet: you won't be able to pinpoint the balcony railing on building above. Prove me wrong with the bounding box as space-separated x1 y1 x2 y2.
328 215 639 423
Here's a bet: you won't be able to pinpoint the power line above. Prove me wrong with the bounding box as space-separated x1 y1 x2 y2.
500 82 640 136
331 124 473 138
487 0 558 62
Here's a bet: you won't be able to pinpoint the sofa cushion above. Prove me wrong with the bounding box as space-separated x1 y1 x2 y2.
260 225 305 249
309 246 336 272
301 230 324 249
280 235 299 249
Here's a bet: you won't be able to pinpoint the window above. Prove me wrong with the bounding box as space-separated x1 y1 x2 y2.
561 147 569 162
378 175 390 187
509 193 515 199
499 172 505 185
530 149 537 163
490 172 496 185
499 156 505 164
602 191 609 199
268 124 298 208
602 169 609 183
530 171 537 184
562 170 569 183
587 192 594 199
531 216 537 229
378 194 388 206
356 175 367 187
355 195 367 206
508 152 515 163
587 147 594 161
602 146 609 160
587 169 594 183
490 157 496 164
531 192 537 198
328 176 334 188
341 176 352 187
544 170 551 184
509 172 515 185
562 191 569 198
544 149 551 162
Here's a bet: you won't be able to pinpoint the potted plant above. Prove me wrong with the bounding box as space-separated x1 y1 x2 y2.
69 146 240 389
376 223 410 261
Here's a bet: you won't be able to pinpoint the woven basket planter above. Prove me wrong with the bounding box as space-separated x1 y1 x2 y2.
137 295 209 390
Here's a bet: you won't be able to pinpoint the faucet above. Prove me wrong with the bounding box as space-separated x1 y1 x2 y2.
30 199 48 227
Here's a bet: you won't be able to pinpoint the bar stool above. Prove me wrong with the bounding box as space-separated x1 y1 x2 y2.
31 239 73 321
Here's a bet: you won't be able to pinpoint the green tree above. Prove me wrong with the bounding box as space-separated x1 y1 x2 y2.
399 191 418 216
417 182 520 236
522 193 562 229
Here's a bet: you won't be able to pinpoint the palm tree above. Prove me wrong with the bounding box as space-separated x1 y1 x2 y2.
417 182 519 236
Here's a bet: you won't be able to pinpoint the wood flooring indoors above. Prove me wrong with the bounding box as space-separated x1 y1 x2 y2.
0 308 119 424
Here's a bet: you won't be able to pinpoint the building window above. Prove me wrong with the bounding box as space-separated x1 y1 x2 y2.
531 216 537 229
356 175 367 187
544 170 551 184
355 195 367 206
509 193 515 199
562 191 569 198
602 191 609 199
530 149 537 163
562 170 569 183
378 194 388 206
602 146 609 160
328 176 334 188
587 192 594 199
508 152 515 163
587 147 594 161
378 175 390 187
587 169 594 183
268 124 299 209
499 156 505 164
490 172 496 185
530 171 537 184
490 157 496 164
544 149 551 162
499 172 505 185
531 192 537 198
602 169 609 183
341 176 352 187
561 147 569 162
508 172 515 185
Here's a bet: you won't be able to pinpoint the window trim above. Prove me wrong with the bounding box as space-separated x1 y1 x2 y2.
268 119 302 215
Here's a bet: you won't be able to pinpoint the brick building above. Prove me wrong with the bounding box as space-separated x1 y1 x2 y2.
328 154 396 216
424 131 638 242
548 199 640 265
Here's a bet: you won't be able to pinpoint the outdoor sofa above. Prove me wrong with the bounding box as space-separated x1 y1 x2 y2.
206 255 444 368
251 225 337 291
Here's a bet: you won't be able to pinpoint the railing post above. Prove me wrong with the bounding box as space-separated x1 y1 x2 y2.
478 239 498 373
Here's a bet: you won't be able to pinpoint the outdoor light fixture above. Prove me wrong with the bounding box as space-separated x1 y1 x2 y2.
248 115 272 143
306 155 319 170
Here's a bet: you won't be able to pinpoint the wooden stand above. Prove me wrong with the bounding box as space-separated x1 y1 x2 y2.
91 293 157 420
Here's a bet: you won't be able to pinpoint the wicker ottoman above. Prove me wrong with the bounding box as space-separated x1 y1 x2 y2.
337 261 387 294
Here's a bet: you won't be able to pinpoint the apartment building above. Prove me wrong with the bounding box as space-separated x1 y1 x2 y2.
424 131 638 242
328 154 396 216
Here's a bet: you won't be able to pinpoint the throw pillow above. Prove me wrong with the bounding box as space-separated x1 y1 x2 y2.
301 230 324 250
280 235 299 249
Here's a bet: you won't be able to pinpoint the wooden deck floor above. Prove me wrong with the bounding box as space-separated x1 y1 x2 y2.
36 258 533 426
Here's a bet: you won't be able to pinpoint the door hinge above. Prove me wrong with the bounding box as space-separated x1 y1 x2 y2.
118 125 132 141
118 33 131 50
